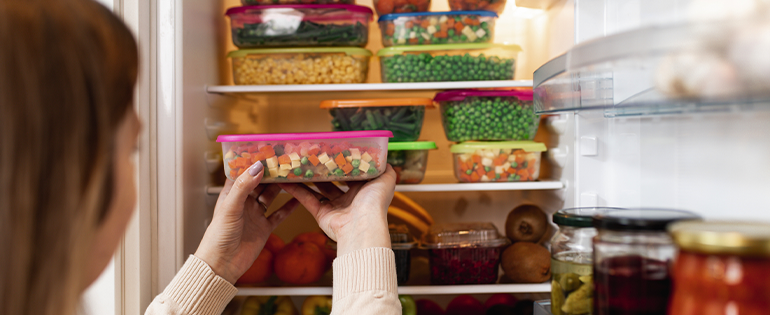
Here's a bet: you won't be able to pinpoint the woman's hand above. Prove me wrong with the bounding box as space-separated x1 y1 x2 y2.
195 162 299 284
278 165 397 257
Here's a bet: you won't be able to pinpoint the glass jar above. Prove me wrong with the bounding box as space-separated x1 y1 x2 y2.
668 221 770 315
551 208 622 315
592 209 700 315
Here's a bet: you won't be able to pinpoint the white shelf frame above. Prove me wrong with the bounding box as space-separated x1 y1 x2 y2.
236 283 551 296
206 80 533 93
206 181 563 195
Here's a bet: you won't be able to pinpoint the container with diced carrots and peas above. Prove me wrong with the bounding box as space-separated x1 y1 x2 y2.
450 141 546 183
217 131 392 183
378 11 497 47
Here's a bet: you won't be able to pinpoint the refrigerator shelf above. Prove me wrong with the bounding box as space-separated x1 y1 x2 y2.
206 181 564 195
206 80 532 94
235 283 551 296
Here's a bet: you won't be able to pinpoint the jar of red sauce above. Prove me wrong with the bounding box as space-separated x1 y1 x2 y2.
668 221 770 315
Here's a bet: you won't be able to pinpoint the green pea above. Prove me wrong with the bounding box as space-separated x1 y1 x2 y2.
351 169 360 176
293 168 302 176
334 169 345 176
301 156 309 165
352 159 361 167
304 170 314 178
367 167 378 175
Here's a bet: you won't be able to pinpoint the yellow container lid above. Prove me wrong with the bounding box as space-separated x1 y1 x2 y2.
670 221 770 257
320 98 435 109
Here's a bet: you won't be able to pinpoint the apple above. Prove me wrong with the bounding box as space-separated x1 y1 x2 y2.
484 293 518 309
416 299 444 315
447 295 484 315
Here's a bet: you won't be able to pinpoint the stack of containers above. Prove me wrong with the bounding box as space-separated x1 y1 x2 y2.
319 98 437 184
225 3 374 85
433 89 546 183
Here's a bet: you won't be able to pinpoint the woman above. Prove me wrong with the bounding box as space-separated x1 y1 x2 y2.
0 1 401 315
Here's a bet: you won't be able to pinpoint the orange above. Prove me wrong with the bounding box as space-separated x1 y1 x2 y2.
274 241 327 285
294 232 336 265
236 250 273 285
265 233 286 254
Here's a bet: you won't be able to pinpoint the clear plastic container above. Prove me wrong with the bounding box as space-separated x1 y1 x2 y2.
226 5 373 48
449 0 506 14
434 89 537 141
241 0 353 6
450 141 546 183
387 141 437 184
389 224 416 285
377 11 497 46
420 222 510 285
228 47 371 85
217 131 393 183
377 43 520 83
373 0 431 16
593 209 700 315
319 98 434 142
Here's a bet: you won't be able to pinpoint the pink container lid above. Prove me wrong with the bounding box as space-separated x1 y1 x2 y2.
226 4 374 18
217 130 393 142
433 89 534 102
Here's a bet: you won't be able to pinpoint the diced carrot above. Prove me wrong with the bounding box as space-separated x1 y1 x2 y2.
308 147 320 155
322 145 333 154
386 26 395 36
405 21 414 29
466 160 474 170
447 19 454 27
460 162 468 172
237 168 246 176
507 167 518 174
308 155 320 166
259 145 275 158
460 174 472 182
230 170 238 179
493 157 504 166
342 163 354 174
287 173 298 179
277 154 291 165
515 155 525 164
420 19 430 28
335 153 347 167
486 171 496 178
454 22 464 32
409 38 419 44
247 145 259 153
476 166 485 177
472 155 481 164
434 31 447 38
463 17 473 25
252 152 266 163
235 157 249 168
470 172 480 182
499 153 509 162
227 159 237 170
517 169 529 178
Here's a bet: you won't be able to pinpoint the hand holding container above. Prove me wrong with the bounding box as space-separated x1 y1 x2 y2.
451 141 546 183
387 141 437 184
218 131 392 183
320 98 434 142
228 47 371 85
434 89 537 141
378 11 497 46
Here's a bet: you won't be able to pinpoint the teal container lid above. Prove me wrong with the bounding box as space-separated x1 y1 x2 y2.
450 141 545 153
553 207 626 228
388 141 437 151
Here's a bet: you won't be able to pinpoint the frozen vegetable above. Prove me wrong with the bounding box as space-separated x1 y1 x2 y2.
435 89 537 141
449 0 506 14
321 98 433 142
242 0 352 5
377 44 520 83
378 11 497 46
387 141 436 185
374 0 430 15
451 141 546 183
229 48 371 85
234 21 368 47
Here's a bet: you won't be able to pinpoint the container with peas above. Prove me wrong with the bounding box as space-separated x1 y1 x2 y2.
434 89 538 141
376 43 520 83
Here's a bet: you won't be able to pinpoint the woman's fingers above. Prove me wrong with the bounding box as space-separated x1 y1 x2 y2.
221 162 264 214
257 184 281 209
267 198 300 230
277 183 323 216
315 182 344 200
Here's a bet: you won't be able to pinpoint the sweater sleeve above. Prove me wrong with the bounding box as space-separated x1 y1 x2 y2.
330 247 401 315
144 255 238 315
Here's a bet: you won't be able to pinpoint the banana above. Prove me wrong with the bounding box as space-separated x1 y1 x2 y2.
391 192 434 225
388 206 430 238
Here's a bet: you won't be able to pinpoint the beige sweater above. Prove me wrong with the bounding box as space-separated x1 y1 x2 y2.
145 247 401 315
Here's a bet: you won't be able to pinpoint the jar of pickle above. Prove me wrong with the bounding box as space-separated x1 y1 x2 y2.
551 207 621 315
668 221 770 315
592 209 700 315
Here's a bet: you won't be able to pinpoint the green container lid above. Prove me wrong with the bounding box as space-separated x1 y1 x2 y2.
228 47 372 58
450 141 545 153
388 141 437 151
376 43 522 57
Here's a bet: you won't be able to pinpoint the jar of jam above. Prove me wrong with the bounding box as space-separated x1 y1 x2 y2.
551 208 622 315
668 221 770 315
592 209 700 315
389 224 416 285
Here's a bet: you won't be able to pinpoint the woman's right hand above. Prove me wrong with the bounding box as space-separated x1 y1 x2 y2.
278 165 397 257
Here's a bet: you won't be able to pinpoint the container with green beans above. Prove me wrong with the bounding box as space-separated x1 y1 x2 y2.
434 89 538 141
320 98 435 142
376 43 521 83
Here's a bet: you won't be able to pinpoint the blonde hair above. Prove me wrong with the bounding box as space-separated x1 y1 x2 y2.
0 0 138 314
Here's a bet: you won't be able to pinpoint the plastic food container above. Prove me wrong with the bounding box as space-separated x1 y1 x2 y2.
320 98 434 142
451 141 545 183
377 43 520 83
449 0 506 14
228 47 371 85
217 131 393 183
390 224 416 285
226 5 373 48
421 222 509 285
669 221 770 315
387 141 437 184
373 0 430 16
378 11 497 46
434 89 537 141
241 0 353 6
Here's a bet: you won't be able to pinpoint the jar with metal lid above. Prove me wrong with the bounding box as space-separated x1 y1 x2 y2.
592 209 700 315
668 221 770 315
389 224 416 285
551 208 621 315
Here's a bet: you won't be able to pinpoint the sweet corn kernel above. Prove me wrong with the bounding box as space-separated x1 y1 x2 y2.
232 53 369 85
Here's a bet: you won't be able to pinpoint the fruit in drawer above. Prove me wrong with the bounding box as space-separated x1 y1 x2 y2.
416 299 445 315
240 296 298 315
504 204 547 243
274 241 327 284
236 249 274 285
446 295 484 315
264 233 286 254
399 295 417 315
501 242 551 283
294 231 336 267
301 296 332 315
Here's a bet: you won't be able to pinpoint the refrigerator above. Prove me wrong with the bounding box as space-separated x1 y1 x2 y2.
85 0 770 314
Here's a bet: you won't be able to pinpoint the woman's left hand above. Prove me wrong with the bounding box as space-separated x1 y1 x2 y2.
195 162 299 284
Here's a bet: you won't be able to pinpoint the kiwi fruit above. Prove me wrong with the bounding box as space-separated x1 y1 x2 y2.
505 204 548 243
501 242 551 283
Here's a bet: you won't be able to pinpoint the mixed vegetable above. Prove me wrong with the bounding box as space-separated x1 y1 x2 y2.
380 53 515 82
448 0 507 14
453 146 543 182
439 96 537 141
374 0 430 15
229 48 371 85
224 141 384 182
233 21 369 47
329 106 425 141
387 142 435 184
379 12 496 46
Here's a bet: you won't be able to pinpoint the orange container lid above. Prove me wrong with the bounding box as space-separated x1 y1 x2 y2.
320 98 435 109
